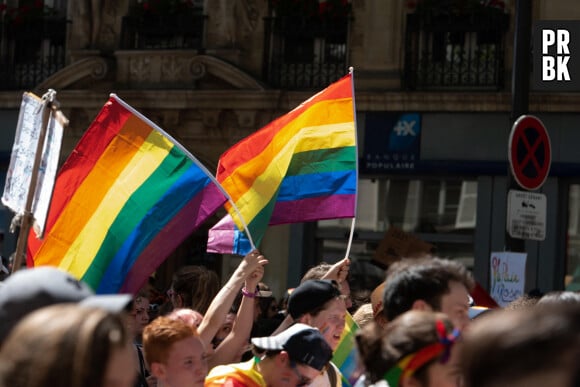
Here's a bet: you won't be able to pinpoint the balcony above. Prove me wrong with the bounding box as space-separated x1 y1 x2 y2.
404 10 510 90
120 13 206 50
0 17 67 90
263 16 350 90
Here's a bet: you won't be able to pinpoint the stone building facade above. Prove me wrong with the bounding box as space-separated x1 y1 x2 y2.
1 0 580 298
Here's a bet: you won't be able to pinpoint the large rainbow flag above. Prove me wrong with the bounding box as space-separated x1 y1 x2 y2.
27 95 227 294
207 73 357 255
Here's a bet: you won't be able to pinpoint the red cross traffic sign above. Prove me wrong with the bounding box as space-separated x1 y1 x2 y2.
508 115 551 191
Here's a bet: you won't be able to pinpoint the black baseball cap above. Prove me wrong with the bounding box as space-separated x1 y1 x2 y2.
287 279 342 319
251 323 333 371
0 267 133 343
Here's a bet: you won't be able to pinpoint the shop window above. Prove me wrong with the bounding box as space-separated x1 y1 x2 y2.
318 177 477 268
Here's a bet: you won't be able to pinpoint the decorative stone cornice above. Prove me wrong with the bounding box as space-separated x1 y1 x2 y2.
115 51 266 90
0 88 579 113
33 56 109 94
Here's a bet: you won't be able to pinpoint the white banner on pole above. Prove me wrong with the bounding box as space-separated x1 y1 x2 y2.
1 92 65 237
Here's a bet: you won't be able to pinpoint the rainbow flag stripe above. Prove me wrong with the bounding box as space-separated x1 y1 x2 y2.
213 74 357 252
27 96 227 293
333 312 360 387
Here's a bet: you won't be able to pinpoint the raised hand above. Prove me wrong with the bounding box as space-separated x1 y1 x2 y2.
323 256 350 284
236 250 269 280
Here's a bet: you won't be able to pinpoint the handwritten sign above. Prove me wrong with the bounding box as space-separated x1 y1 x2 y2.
1 92 65 236
489 252 526 307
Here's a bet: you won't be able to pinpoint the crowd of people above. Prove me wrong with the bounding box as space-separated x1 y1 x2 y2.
0 251 579 387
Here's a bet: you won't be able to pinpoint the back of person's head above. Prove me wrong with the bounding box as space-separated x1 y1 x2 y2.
383 257 474 321
142 316 198 366
0 267 132 346
301 262 333 282
460 304 580 387
352 303 374 328
504 294 540 310
0 304 133 387
170 265 219 314
168 308 204 328
355 310 460 385
536 290 580 307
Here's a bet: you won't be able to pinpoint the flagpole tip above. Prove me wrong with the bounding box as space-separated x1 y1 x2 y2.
348 66 354 74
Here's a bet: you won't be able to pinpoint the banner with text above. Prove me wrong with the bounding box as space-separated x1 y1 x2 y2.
489 251 526 307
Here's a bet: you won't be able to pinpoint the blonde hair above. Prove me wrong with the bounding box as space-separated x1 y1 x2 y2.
352 303 374 328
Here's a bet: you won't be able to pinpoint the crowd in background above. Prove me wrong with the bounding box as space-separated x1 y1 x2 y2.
0 251 578 387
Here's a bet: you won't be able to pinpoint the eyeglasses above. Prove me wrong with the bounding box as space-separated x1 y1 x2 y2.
290 361 312 387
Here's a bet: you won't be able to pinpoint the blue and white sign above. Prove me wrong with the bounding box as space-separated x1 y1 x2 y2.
363 112 421 172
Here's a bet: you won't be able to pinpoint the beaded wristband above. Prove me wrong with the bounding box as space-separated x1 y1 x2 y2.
242 286 258 298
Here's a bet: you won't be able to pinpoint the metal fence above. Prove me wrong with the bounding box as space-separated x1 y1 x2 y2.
0 17 67 90
404 11 510 90
263 16 350 90
120 14 206 50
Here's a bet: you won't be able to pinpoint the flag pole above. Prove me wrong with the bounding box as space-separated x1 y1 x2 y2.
12 90 57 272
111 94 257 252
226 199 256 251
344 67 359 260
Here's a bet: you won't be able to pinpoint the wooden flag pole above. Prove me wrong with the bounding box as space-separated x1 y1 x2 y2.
11 91 57 272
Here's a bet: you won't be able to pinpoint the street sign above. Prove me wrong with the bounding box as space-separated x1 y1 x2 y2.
507 189 547 241
508 115 551 191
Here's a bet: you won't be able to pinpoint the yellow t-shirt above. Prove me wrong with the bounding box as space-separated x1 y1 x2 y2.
205 358 266 387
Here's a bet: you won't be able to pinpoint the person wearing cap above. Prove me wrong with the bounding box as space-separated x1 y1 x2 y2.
0 303 136 387
205 323 333 387
301 259 352 311
272 258 350 337
287 279 346 387
0 266 133 347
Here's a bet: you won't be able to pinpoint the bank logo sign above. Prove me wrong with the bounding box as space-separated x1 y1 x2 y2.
534 21 580 91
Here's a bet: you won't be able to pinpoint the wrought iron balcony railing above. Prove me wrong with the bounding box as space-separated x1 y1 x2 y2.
0 17 67 90
404 11 510 90
263 16 350 90
120 14 206 50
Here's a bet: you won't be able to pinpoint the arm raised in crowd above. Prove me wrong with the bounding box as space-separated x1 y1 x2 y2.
197 250 268 347
209 261 265 367
321 256 350 284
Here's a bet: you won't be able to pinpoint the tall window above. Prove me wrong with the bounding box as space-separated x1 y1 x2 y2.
0 0 67 89
264 0 351 89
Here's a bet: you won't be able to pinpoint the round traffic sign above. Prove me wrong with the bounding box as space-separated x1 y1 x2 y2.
508 115 551 191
